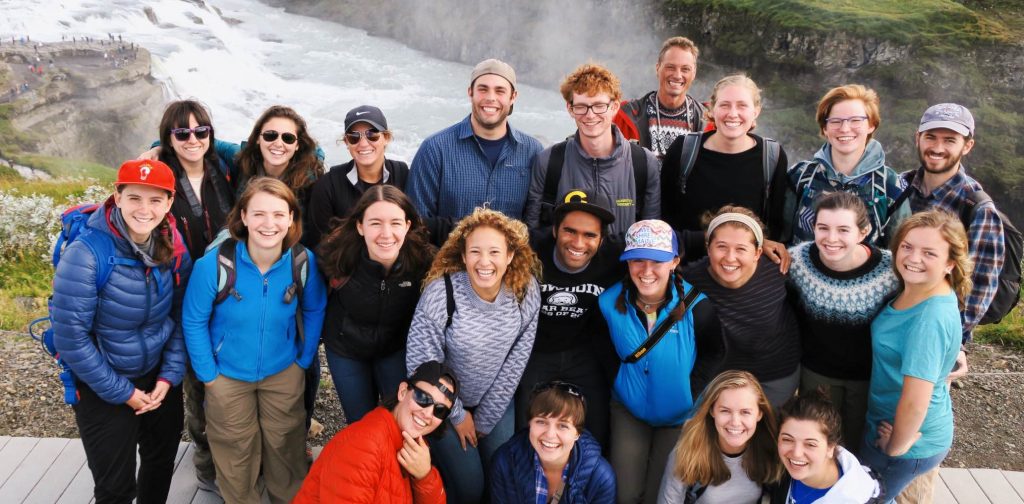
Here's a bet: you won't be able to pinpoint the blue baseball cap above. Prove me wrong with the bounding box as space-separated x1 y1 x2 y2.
620 220 678 263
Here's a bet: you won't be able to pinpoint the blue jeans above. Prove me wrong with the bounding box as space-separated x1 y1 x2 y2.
431 403 515 504
325 347 406 424
859 434 949 504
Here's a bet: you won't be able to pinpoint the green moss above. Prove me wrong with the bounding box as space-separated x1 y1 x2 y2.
975 306 1024 350
9 154 114 183
0 178 97 201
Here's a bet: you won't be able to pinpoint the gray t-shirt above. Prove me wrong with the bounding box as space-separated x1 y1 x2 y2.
657 447 762 504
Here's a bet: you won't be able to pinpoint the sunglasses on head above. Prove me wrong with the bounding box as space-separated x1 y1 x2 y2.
532 380 587 407
411 385 452 420
261 130 298 145
344 129 383 145
170 126 212 142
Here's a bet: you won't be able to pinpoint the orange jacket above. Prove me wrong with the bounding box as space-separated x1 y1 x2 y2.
293 407 446 504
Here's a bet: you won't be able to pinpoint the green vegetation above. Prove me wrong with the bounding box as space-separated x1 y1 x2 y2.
975 306 1024 350
10 154 115 183
0 252 50 331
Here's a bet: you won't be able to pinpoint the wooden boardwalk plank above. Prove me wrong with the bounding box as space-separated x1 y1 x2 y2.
971 468 1024 504
0 436 11 451
166 443 197 504
941 468 991 503
0 438 69 503
0 437 40 487
934 471 958 504
1001 471 1024 501
24 439 88 504
55 453 95 504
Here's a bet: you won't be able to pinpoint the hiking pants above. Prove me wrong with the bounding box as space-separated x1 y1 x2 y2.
205 363 306 504
609 400 681 504
183 363 215 481
73 367 184 504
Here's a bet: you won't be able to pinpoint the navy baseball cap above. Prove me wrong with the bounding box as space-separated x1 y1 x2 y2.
344 105 388 132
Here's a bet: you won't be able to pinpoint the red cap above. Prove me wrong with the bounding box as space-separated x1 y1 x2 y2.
115 159 176 195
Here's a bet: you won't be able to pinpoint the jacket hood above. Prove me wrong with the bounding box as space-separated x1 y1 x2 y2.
822 446 881 502
812 139 887 182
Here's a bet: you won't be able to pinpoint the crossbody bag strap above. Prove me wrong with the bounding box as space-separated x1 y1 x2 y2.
623 286 702 364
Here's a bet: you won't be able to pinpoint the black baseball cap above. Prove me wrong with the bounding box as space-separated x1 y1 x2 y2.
407 361 459 403
344 105 388 132
553 189 616 226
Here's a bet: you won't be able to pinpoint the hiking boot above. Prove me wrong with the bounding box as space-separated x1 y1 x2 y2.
196 474 222 497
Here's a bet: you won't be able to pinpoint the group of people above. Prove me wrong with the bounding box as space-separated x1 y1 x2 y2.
47 33 1008 504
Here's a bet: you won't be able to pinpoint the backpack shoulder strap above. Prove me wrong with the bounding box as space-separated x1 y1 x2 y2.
630 143 648 221
78 230 118 292
540 141 568 226
443 273 456 330
677 132 702 194
288 243 309 344
761 137 780 216
214 238 239 305
961 189 994 228
624 286 702 364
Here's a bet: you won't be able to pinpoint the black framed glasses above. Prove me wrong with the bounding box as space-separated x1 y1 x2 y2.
824 115 869 130
570 102 612 116
531 380 587 407
261 130 298 145
344 129 383 145
411 385 452 420
170 126 212 141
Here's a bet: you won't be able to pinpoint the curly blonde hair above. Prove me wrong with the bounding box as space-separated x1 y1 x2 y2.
424 208 541 302
889 209 974 309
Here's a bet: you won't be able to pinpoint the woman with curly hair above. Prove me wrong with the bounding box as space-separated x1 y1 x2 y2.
316 185 435 423
406 207 542 504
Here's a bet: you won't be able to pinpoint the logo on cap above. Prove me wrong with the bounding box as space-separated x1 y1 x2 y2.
932 104 963 120
564 190 589 204
139 164 151 181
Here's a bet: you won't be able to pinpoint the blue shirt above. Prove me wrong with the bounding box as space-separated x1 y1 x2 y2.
866 291 960 459
533 452 569 504
407 115 542 221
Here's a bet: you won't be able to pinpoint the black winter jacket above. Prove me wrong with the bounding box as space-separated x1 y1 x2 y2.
306 159 410 247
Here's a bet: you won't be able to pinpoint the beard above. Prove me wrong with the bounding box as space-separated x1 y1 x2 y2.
918 146 965 175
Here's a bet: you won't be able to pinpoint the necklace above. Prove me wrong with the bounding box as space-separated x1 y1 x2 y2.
636 295 666 312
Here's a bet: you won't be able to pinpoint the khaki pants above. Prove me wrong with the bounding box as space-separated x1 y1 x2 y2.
609 401 682 504
205 364 306 504
896 467 939 504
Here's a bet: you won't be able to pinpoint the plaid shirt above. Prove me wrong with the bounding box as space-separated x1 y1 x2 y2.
534 452 569 504
904 165 1004 342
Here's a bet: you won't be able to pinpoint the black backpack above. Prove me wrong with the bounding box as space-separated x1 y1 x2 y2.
960 190 1022 325
676 132 780 218
537 140 649 227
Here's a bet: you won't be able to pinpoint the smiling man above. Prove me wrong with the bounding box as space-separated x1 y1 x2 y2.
407 58 542 245
524 63 661 242
517 189 625 448
613 36 707 158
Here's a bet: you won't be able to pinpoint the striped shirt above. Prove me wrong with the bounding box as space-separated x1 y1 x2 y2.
407 115 542 221
904 166 1004 342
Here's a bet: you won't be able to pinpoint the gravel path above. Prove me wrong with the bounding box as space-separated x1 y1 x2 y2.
1 330 1021 470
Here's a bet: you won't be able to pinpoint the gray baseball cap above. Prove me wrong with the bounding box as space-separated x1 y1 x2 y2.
344 105 388 132
918 103 975 137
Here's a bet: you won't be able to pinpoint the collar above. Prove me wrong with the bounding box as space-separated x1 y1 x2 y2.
456 114 524 145
346 160 390 186
908 164 968 200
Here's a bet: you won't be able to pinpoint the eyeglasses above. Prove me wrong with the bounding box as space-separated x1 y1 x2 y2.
824 116 869 130
344 129 383 145
411 385 452 420
170 126 212 142
570 102 612 116
532 380 587 407
261 130 298 145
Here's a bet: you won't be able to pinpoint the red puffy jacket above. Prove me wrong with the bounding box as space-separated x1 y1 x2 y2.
293 407 446 503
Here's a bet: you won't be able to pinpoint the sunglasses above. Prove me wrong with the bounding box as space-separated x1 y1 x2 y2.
344 129 383 145
532 380 587 407
261 130 298 145
170 126 212 142
411 385 452 420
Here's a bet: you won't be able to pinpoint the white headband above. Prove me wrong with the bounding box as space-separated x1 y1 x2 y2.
706 213 764 247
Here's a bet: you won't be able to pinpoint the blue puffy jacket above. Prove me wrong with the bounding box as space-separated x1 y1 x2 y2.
490 429 616 503
51 198 192 405
182 240 327 383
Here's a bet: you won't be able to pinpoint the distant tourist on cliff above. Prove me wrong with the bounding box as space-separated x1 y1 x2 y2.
613 36 707 159
406 58 542 245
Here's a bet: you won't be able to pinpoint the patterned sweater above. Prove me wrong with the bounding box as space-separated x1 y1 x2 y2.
406 271 540 434
787 241 900 380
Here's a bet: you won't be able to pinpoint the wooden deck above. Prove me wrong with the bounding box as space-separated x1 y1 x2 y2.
0 436 1021 503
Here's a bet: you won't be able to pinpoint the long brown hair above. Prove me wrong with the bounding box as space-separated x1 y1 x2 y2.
888 209 974 308
157 99 220 172
423 208 541 302
317 185 434 281
237 105 324 192
672 370 783 486
226 177 303 252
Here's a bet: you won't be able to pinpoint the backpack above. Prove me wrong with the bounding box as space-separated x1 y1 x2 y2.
960 190 1022 324
677 132 780 218
28 203 185 405
538 140 649 228
212 236 310 342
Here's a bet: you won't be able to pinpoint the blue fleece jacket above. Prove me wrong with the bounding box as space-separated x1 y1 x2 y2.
182 240 326 383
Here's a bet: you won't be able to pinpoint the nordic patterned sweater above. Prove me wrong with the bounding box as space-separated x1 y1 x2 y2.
786 241 900 380
406 271 540 434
